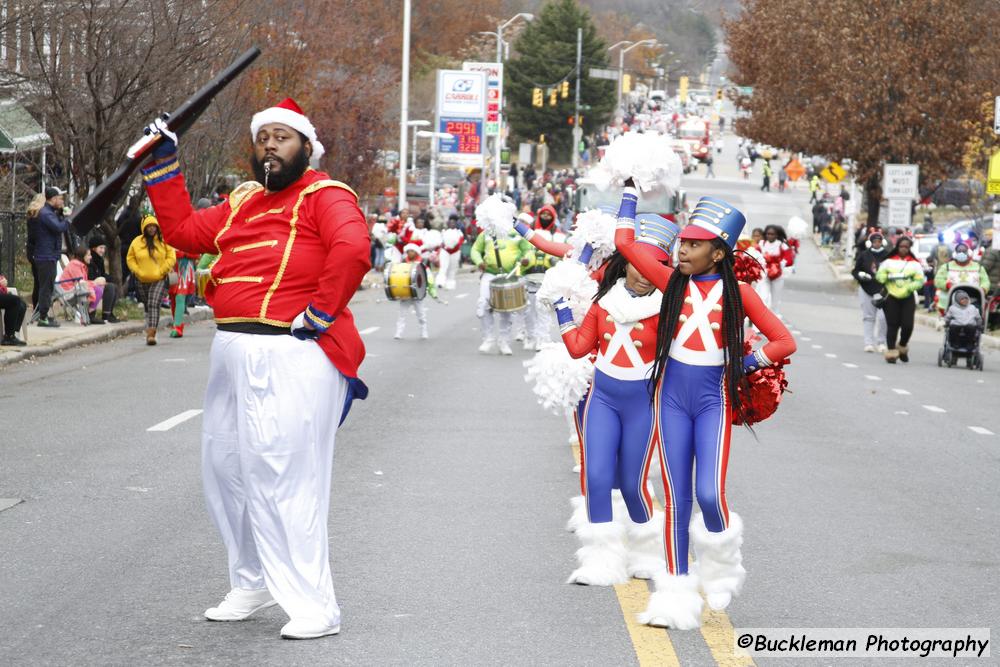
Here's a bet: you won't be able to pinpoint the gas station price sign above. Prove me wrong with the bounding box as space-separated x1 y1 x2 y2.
439 117 484 166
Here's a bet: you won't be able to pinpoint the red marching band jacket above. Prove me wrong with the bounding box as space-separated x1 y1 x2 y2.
141 161 371 379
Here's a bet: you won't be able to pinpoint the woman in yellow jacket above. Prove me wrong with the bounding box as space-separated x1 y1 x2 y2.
127 215 176 345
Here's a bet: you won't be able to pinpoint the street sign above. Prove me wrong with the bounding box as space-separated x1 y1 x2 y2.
882 163 919 199
987 151 1000 195
589 67 618 81
462 62 502 136
888 198 911 229
518 142 533 166
994 96 1000 135
820 161 846 183
436 69 486 168
679 76 689 103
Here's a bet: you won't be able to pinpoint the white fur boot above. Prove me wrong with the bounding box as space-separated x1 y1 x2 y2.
624 512 665 580
638 570 703 630
565 495 588 533
566 521 629 586
690 512 746 611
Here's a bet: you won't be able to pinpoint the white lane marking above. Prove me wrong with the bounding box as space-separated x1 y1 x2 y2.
359 326 380 335
147 409 203 432
791 330 801 335
824 353 837 358
800 336 812 341
162 358 187 363
456 293 469 299
891 388 911 395
922 405 946 413
843 363 858 368
811 344 823 349
865 375 882 381
894 411 909 415
968 426 994 435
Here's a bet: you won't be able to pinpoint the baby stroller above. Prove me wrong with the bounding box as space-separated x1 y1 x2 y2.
937 286 985 371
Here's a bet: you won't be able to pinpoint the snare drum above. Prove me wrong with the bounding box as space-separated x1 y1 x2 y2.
489 276 528 312
384 261 427 301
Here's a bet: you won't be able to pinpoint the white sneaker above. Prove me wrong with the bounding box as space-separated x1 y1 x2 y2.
522 337 535 351
280 618 341 640
478 339 496 354
394 332 403 340
535 341 545 352
863 345 875 353
877 344 887 353
514 331 525 342
420 328 429 340
498 341 513 355
204 588 276 621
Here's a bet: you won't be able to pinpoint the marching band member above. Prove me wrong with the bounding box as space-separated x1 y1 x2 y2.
757 224 795 318
555 214 679 586
470 228 532 355
394 243 429 340
140 98 369 640
519 206 567 350
616 183 796 630
436 224 464 291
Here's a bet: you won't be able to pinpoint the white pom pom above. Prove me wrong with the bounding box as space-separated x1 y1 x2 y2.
523 344 595 415
474 194 516 238
442 228 463 248
570 208 617 269
599 132 683 194
787 216 808 240
371 222 387 241
422 229 443 249
537 260 598 322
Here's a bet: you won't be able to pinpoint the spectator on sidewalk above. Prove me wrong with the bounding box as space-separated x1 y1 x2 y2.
851 229 889 353
778 163 788 192
760 160 772 192
85 235 120 323
704 152 715 178
0 273 27 346
32 187 71 327
25 193 45 309
58 246 109 325
933 242 990 314
126 216 175 346
809 174 821 203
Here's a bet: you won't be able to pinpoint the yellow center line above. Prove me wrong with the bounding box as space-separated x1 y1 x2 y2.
566 436 755 666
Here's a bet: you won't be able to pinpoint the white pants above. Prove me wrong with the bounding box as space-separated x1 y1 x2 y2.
437 250 460 290
396 298 428 336
761 276 784 315
858 286 887 347
202 330 348 626
477 273 512 343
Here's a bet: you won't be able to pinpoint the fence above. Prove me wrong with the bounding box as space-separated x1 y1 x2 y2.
0 211 27 288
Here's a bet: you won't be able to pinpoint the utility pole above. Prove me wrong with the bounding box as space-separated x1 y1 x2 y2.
572 27 582 170
397 0 411 214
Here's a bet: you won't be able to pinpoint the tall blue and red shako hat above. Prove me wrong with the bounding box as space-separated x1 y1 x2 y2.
635 213 680 261
679 196 746 250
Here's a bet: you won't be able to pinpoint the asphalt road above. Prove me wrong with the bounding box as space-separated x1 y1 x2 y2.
2 157 997 666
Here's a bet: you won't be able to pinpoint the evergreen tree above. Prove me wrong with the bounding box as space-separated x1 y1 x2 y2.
506 0 616 162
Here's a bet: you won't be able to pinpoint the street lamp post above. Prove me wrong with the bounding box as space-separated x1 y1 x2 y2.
417 130 454 207
407 120 430 175
492 12 532 188
398 0 411 213
609 39 658 109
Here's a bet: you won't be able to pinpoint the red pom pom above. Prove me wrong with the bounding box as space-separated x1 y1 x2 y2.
734 251 763 284
766 261 783 281
733 339 790 426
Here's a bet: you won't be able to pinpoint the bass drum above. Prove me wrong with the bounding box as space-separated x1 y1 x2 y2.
384 261 427 301
489 276 528 312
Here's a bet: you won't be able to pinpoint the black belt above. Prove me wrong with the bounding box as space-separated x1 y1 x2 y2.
217 322 290 336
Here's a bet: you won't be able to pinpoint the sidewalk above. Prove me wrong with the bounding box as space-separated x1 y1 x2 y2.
0 305 214 369
815 239 1000 351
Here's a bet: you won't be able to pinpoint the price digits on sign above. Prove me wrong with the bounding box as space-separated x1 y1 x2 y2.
445 121 481 153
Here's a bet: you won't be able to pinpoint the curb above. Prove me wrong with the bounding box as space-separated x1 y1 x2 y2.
816 240 1000 351
0 307 215 369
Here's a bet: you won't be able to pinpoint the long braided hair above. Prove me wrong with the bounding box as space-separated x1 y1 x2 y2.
592 251 628 302
650 238 751 424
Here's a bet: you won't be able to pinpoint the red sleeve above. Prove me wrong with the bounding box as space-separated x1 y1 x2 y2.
782 243 795 267
305 188 372 323
560 304 601 358
144 170 230 255
740 283 796 362
614 224 672 291
528 233 573 258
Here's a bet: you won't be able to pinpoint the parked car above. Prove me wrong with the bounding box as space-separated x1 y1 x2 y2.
931 179 985 208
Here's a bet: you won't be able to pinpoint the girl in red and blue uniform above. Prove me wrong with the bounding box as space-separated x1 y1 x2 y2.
552 215 679 587
615 183 796 629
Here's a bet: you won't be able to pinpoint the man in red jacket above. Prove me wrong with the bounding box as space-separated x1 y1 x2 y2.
141 98 369 640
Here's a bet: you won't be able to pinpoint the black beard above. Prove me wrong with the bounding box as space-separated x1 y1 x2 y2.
539 217 553 229
252 146 309 191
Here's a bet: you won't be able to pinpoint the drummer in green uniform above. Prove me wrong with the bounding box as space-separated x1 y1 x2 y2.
471 228 533 355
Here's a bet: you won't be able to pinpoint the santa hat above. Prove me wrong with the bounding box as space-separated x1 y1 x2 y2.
403 243 421 256
250 98 325 166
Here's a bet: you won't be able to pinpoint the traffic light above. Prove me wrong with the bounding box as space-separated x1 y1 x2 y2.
622 74 632 94
549 88 558 106
539 134 545 144
561 80 570 98
567 115 584 126
532 87 543 108
568 115 574 126
716 88 724 101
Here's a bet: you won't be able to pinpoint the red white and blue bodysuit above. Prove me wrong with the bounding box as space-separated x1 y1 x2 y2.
615 192 796 578
555 280 661 524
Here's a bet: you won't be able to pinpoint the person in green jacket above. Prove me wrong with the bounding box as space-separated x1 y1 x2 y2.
470 229 532 355
933 242 990 314
876 236 925 364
